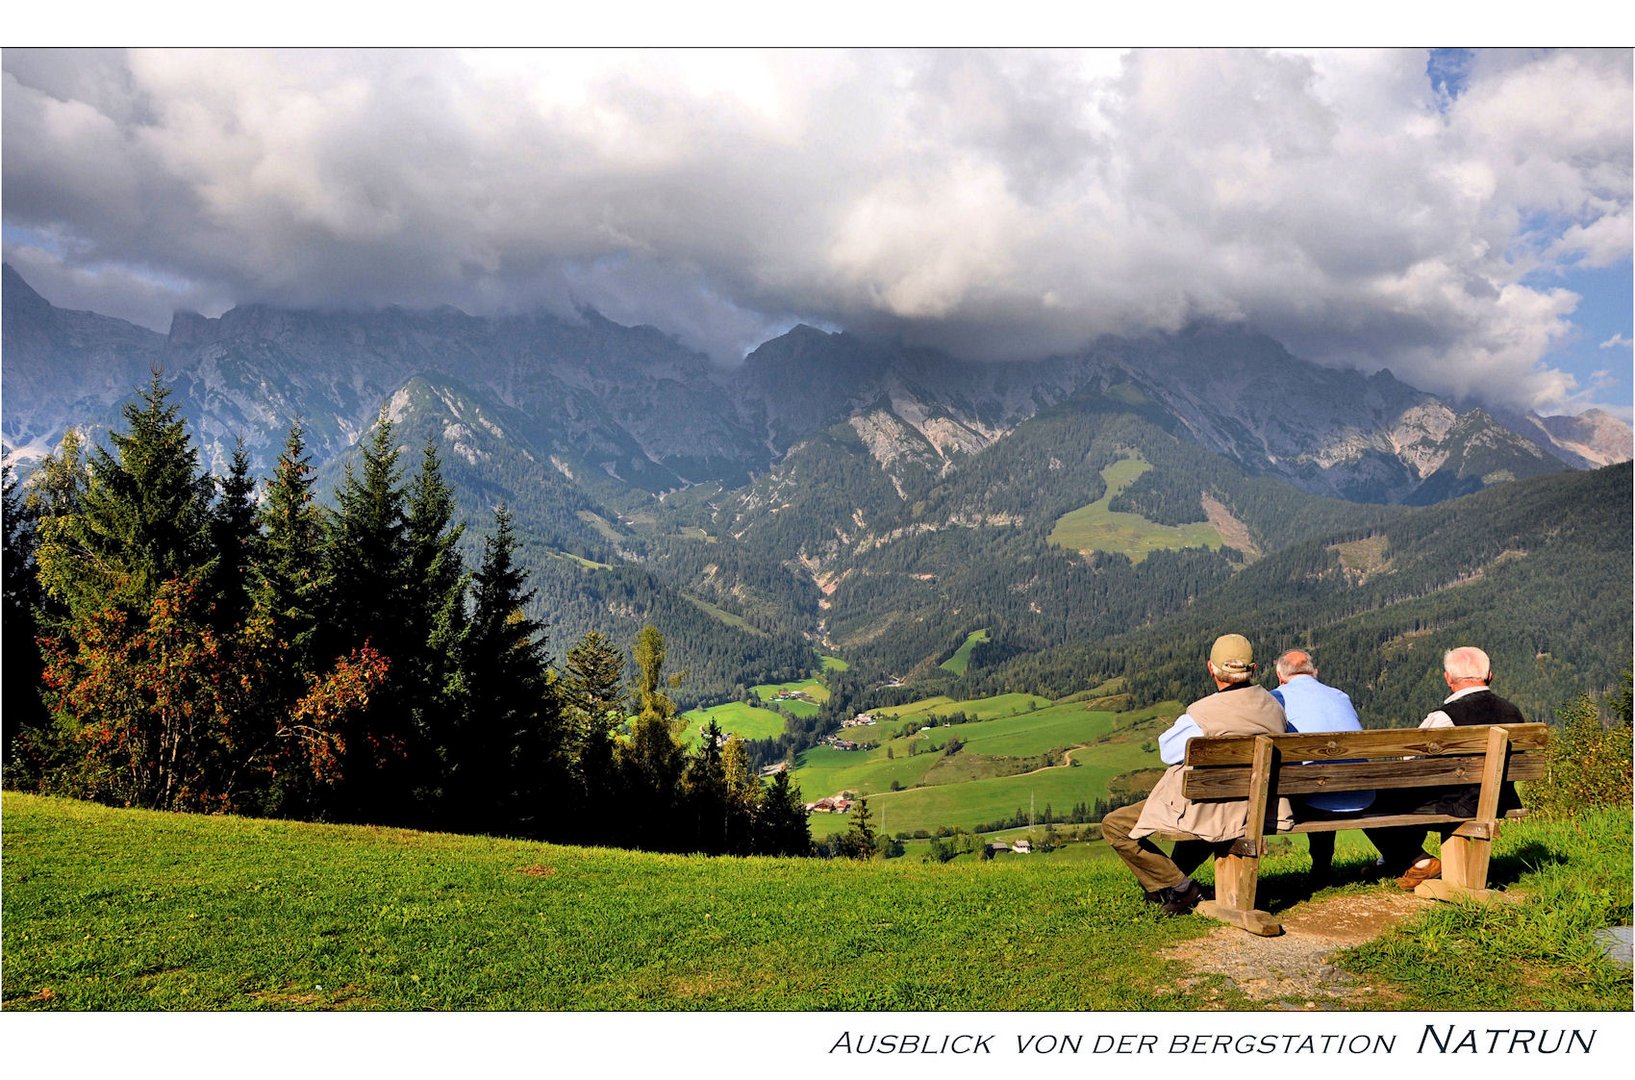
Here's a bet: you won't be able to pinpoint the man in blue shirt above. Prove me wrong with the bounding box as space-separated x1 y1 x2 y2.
1271 649 1373 884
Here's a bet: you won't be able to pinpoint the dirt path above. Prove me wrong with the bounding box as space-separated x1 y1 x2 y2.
1160 890 1434 1009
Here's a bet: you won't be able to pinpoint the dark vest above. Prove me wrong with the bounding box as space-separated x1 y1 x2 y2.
1415 689 1526 816
1441 690 1526 727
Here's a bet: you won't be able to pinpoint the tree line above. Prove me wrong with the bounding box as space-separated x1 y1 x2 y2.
1 374 810 857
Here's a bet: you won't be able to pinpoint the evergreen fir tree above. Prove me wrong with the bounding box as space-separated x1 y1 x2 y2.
755 768 812 856
453 503 561 834
683 718 729 853
321 420 408 659
318 419 414 821
207 439 259 633
618 624 687 849
837 797 879 860
45 373 216 619
402 440 469 812
2 466 50 774
255 422 326 668
561 629 627 841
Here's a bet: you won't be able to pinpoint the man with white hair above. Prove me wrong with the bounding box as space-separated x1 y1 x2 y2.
1367 646 1527 888
1271 649 1372 884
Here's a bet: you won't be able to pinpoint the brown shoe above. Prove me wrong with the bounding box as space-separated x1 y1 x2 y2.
1159 879 1207 916
1395 856 1441 890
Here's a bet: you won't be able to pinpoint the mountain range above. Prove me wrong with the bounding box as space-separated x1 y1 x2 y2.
7 263 1627 502
3 263 1629 717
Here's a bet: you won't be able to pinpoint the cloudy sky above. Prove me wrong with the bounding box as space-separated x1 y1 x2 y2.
3 47 1631 416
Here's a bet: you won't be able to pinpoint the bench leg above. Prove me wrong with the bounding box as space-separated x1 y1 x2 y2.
1419 727 1512 904
1195 852 1283 936
1414 829 1500 902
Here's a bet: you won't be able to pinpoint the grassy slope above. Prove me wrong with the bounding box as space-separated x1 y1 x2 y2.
1048 454 1223 562
679 701 789 745
939 628 989 674
793 692 1179 836
681 673 838 743
750 676 828 720
4 794 1627 1011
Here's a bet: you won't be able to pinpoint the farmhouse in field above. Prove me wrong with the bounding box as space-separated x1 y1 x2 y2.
804 791 857 814
986 840 1034 855
842 713 878 728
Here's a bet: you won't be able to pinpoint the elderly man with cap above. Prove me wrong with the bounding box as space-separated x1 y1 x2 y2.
1100 633 1291 915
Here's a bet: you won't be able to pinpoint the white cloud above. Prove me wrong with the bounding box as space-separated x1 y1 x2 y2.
2 47 1630 412
1601 333 1633 349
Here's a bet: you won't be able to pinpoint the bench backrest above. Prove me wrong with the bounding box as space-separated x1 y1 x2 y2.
1180 723 1550 802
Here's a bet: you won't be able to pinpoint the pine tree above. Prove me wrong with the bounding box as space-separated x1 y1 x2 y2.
207 439 259 633
402 440 469 810
2 466 50 774
44 374 216 619
321 420 408 658
837 797 879 860
755 767 812 856
317 420 414 821
453 504 561 834
683 718 730 853
25 376 238 809
618 625 687 849
255 422 326 668
562 629 627 839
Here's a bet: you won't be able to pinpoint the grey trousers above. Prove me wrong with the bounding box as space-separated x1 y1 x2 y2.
1100 800 1227 893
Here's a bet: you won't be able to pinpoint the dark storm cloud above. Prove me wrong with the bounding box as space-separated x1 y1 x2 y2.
3 48 1629 410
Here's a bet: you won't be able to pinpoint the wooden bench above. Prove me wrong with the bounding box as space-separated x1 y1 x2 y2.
1156 722 1549 936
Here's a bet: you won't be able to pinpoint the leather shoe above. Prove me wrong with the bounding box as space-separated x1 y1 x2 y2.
1159 879 1206 915
1395 856 1441 890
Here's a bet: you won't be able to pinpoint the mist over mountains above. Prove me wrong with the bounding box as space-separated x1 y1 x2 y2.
5 263 1624 502
3 263 1629 716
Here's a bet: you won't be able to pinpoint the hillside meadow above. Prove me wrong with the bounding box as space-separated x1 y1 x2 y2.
1048 454 1225 563
793 691 1179 836
3 793 1628 1012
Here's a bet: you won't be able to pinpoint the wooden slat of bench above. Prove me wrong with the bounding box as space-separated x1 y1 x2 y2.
1183 723 1549 765
1184 753 1545 798
1284 809 1528 833
1148 808 1528 842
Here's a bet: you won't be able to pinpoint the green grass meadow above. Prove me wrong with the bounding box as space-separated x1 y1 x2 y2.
1048 454 1224 563
939 628 989 674
3 793 1628 1011
679 700 789 745
792 691 1179 836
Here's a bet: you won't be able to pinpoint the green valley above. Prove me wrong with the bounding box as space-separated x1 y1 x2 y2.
790 687 1179 838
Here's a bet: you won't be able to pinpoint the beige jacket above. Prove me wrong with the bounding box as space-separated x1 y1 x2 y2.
1129 685 1293 842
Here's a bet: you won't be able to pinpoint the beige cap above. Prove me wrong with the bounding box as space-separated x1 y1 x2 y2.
1209 633 1255 674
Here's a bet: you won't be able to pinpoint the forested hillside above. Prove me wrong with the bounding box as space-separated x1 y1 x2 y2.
707 400 1390 682
970 462 1634 724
